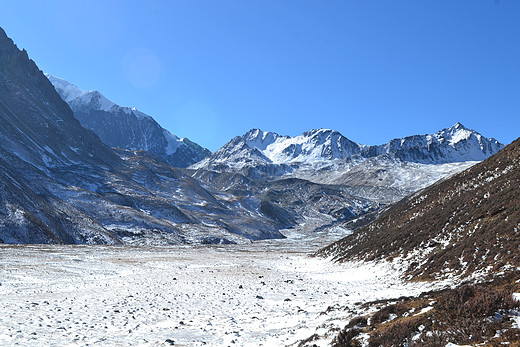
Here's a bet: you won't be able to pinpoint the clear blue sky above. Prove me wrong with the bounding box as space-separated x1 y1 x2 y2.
1 1 519 151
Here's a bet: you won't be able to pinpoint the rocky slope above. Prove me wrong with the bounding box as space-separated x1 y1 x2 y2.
317 137 520 281
46 74 210 168
0 27 282 244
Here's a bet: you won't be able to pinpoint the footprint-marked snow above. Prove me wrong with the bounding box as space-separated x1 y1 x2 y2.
0 230 440 346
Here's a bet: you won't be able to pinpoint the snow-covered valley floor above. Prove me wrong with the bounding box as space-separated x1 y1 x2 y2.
0 230 444 346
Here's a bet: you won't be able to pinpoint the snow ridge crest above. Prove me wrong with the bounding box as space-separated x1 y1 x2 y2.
192 123 504 173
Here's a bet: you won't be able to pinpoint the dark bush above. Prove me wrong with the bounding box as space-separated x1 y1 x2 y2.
331 328 361 347
436 283 516 320
368 316 423 347
432 283 519 344
346 316 368 329
371 303 408 325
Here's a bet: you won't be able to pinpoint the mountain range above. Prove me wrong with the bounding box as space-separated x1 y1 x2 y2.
194 123 501 169
0 26 508 246
190 123 504 203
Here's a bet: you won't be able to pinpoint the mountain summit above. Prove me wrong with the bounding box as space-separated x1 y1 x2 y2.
46 74 210 167
193 128 363 169
363 122 504 164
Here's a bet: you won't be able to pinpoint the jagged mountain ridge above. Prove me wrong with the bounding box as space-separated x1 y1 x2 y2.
192 128 363 171
317 137 520 281
190 124 504 204
363 122 503 163
193 123 503 171
46 74 211 168
0 27 283 244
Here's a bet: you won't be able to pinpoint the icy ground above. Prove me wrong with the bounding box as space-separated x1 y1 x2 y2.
0 229 445 346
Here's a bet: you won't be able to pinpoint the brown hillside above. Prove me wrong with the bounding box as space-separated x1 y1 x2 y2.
329 270 520 346
317 138 520 280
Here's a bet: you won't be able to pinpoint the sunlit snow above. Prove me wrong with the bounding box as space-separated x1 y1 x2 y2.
0 230 444 346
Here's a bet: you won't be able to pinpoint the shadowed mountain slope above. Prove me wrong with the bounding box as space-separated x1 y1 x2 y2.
0 27 282 244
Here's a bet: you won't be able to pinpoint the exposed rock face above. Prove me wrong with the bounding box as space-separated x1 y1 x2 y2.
0 27 121 244
46 74 211 168
363 122 504 164
0 27 282 244
317 137 520 280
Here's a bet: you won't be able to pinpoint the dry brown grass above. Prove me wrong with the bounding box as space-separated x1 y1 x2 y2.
331 271 520 347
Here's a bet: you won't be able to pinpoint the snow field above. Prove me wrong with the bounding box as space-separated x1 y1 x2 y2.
0 237 441 346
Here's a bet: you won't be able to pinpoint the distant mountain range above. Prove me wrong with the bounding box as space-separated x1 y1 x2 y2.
194 123 502 169
46 74 210 168
191 124 504 203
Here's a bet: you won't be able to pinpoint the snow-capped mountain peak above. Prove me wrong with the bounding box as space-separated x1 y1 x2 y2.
46 74 150 119
243 129 283 150
44 74 85 102
221 128 363 164
367 122 504 164
45 74 113 111
80 90 116 113
264 128 362 163
437 122 478 146
46 74 210 167
191 128 364 174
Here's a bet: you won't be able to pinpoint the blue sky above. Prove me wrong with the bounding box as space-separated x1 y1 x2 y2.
1 1 519 151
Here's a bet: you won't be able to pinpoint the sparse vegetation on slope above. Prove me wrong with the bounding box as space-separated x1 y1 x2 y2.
331 270 520 347
317 138 520 280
